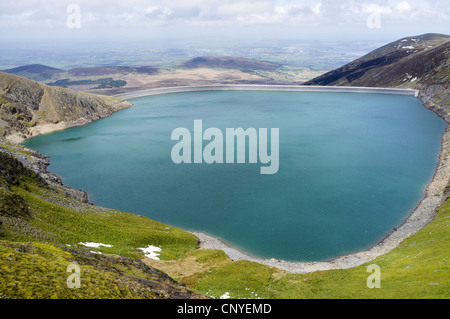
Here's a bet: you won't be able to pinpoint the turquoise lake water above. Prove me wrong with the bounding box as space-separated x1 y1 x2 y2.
23 91 446 262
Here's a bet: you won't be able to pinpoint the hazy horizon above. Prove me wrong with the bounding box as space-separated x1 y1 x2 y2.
1 1 449 70
1 1 448 44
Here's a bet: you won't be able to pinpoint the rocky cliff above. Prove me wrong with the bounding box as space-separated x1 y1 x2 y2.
0 71 132 143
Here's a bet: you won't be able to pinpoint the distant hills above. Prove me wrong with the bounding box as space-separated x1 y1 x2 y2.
180 56 280 71
2 56 280 82
1 57 287 94
1 64 160 85
3 64 64 81
4 56 298 95
67 65 159 77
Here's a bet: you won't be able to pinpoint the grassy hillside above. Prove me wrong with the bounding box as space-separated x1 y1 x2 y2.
0 137 204 298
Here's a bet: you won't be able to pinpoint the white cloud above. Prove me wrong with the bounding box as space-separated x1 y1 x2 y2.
396 1 412 12
0 0 448 39
312 3 322 15
362 4 392 15
144 6 172 19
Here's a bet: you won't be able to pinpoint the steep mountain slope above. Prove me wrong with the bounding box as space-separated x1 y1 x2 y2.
304 33 449 119
0 71 132 142
0 138 206 299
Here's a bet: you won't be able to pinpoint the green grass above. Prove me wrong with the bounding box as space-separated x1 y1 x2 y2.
0 144 198 261
0 241 119 299
0 240 196 299
185 198 450 299
8 183 198 260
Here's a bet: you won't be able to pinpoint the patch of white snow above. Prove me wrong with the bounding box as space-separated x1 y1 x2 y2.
220 292 231 299
139 245 161 260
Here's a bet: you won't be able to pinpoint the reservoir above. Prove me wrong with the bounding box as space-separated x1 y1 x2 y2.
23 90 446 262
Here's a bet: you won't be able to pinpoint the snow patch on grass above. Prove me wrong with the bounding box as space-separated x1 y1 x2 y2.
139 245 161 260
220 292 231 299
79 242 113 248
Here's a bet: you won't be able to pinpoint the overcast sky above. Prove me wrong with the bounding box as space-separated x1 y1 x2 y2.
1 0 449 43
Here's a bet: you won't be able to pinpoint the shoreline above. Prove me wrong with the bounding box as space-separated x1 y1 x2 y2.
113 84 419 100
12 84 448 274
188 123 449 274
5 101 133 145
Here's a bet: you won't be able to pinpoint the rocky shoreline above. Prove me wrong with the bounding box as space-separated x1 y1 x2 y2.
5 100 132 144
186 88 450 274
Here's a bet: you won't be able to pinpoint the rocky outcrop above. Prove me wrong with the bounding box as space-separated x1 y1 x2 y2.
0 71 132 143
0 137 89 204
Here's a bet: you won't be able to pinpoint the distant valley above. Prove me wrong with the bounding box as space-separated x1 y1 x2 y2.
2 56 318 96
